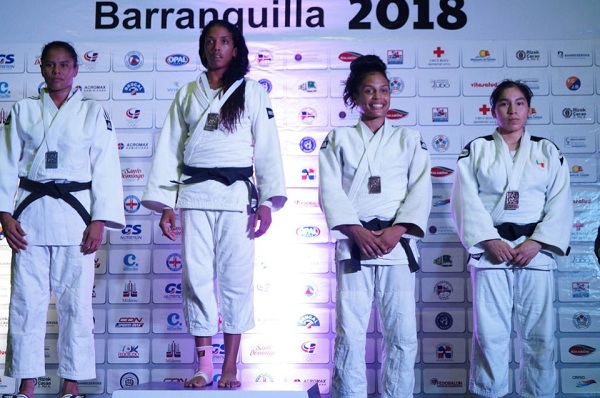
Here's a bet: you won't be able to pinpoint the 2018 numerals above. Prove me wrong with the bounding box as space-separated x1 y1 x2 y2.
348 0 467 30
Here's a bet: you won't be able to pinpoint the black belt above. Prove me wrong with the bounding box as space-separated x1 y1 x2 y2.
350 218 419 273
13 178 92 225
173 164 258 212
495 221 571 256
495 222 538 241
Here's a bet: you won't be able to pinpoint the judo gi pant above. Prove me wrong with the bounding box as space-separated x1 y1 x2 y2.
470 267 555 398
5 245 96 380
181 209 255 336
333 263 417 398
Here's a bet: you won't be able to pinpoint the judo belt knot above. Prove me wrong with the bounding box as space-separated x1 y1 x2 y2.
13 177 93 225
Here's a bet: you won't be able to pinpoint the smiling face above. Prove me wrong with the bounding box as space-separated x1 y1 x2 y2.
40 47 78 94
202 24 238 73
492 86 531 136
354 72 390 129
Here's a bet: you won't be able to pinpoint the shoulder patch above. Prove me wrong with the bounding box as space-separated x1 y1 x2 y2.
266 107 275 119
420 135 428 150
103 109 113 131
3 112 11 126
531 135 564 165
320 137 329 149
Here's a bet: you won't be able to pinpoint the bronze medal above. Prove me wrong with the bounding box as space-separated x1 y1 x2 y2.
368 176 381 194
45 151 58 169
505 190 519 210
204 113 220 131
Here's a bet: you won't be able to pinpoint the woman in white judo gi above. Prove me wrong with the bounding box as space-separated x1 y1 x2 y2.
142 20 286 389
319 55 432 398
0 41 125 398
451 80 573 397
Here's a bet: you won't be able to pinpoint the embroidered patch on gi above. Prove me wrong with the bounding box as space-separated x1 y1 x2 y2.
420 138 428 150
458 147 470 159
3 112 11 126
104 109 113 131
266 107 275 119
320 138 329 149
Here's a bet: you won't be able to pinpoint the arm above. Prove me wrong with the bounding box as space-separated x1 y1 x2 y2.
142 92 188 212
392 130 432 238
249 81 287 212
89 105 126 230
450 140 503 253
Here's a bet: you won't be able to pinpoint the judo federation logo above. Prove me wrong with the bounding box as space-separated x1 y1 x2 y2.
259 78 273 93
435 312 453 330
124 51 144 70
256 50 273 66
572 282 590 298
432 107 449 122
300 137 317 153
432 135 450 152
572 312 591 329
389 77 404 95
387 50 404 65
434 281 453 300
297 314 321 329
301 168 316 181
120 372 139 388
436 343 453 360
299 107 317 124
122 81 145 95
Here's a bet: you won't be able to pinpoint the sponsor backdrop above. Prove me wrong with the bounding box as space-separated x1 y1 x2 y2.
0 0 599 396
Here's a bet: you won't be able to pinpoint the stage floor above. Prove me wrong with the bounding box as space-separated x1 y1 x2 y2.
112 381 321 397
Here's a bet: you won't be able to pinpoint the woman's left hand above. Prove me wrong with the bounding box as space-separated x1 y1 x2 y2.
511 239 542 267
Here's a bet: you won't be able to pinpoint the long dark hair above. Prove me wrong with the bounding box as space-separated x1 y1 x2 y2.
199 20 249 133
343 55 389 109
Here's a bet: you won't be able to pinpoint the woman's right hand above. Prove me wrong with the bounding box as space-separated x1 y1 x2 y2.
159 208 177 241
481 239 516 264
0 212 28 252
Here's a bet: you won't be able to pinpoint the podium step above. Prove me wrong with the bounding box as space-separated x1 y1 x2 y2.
112 381 321 397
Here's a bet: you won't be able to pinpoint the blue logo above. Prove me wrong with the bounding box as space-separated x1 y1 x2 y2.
258 78 272 93
166 253 183 272
165 54 190 66
122 224 142 235
123 253 138 268
122 81 145 95
299 137 317 153
435 312 453 330
123 195 141 213
125 51 144 70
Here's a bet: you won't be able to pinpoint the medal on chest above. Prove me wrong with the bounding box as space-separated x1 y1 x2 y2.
204 113 220 131
505 190 519 210
368 176 381 194
45 151 58 169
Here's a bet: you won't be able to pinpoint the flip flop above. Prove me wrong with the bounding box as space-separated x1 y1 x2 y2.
61 394 85 398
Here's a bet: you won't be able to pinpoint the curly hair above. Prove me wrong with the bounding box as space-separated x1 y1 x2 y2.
199 20 250 133
343 54 389 109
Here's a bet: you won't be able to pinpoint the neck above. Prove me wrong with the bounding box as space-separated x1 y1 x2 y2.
498 128 523 151
48 88 72 108
362 117 385 134
206 69 224 89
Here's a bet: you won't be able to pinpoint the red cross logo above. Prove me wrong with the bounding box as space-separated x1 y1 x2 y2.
169 257 182 268
479 104 491 115
573 221 584 231
433 47 445 58
125 198 138 210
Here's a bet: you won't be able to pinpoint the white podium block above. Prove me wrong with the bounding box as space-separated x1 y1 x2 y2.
112 381 321 397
